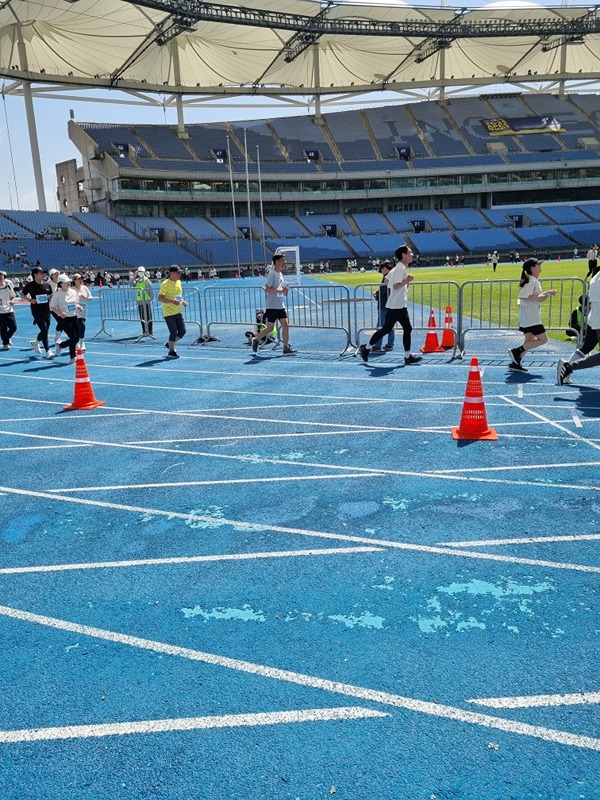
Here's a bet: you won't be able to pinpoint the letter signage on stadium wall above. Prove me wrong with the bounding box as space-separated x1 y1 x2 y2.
482 116 565 135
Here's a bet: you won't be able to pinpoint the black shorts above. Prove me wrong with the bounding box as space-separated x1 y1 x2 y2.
265 308 287 323
519 324 546 335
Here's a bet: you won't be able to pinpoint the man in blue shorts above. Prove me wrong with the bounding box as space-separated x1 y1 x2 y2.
252 253 297 355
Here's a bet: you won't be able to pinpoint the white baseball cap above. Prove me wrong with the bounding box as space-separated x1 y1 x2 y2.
57 273 71 284
49 268 60 276
136 266 146 273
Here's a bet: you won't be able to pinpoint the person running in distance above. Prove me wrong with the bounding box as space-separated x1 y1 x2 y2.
73 272 93 352
0 270 17 349
21 267 54 359
252 253 297 355
50 274 81 363
508 258 557 372
359 244 422 365
158 265 187 359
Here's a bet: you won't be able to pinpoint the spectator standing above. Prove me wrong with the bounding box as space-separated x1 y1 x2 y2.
371 261 395 352
508 258 557 371
359 244 422 365
134 266 154 336
586 244 598 279
251 253 297 355
50 274 80 363
0 270 17 349
73 273 93 352
491 251 499 272
158 265 187 359
22 267 54 359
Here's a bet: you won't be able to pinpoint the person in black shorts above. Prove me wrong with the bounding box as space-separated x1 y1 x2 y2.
251 254 297 355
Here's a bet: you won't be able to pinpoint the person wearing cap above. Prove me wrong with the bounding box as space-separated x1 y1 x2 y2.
586 244 598 280
371 261 395 352
558 264 600 385
48 268 65 347
134 266 154 337
508 258 557 372
0 271 17 350
73 273 93 352
158 265 187 359
359 244 422 365
21 267 54 359
251 253 297 355
49 274 81 363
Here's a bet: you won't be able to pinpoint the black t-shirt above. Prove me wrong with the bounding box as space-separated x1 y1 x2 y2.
22 280 52 313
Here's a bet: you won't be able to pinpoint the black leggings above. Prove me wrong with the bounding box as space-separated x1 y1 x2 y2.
0 312 16 345
570 329 600 371
369 307 412 352
165 313 186 342
56 316 79 358
32 307 51 352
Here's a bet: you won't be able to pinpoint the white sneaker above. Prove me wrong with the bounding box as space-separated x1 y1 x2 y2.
45 350 55 360
30 339 42 355
80 343 86 352
54 342 62 357
69 357 77 364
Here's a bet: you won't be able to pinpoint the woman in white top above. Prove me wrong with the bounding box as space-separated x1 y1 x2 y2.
558 265 600 385
0 270 17 349
508 257 556 372
73 273 93 352
49 274 81 362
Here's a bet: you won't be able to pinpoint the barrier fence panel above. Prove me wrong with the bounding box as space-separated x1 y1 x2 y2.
93 285 202 341
202 284 352 353
353 281 461 354
459 277 586 352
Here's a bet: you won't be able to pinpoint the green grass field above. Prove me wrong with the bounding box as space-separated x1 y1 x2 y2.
316 259 587 288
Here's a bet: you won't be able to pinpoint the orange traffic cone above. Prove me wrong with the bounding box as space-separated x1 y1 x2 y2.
441 305 456 349
63 350 106 412
452 358 497 441
420 309 445 353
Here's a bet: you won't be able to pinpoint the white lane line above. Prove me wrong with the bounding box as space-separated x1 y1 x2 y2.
429 460 600 475
500 395 600 453
517 385 524 399
3 428 600 496
0 707 387 744
0 485 597 574
573 413 583 428
0 546 381 576
0 444 91 452
48 474 383 493
1 604 598 752
468 692 600 709
439 533 600 547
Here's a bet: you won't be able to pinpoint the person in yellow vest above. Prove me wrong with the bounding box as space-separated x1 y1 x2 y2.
134 266 154 336
158 265 187 359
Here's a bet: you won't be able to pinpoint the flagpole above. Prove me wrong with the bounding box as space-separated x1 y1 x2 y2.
256 145 267 272
226 134 240 275
243 128 255 275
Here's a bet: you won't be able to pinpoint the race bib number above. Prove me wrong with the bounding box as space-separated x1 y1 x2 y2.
36 294 48 304
78 303 87 314
66 303 77 315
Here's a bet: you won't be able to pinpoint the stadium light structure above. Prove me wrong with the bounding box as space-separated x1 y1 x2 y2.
121 0 600 39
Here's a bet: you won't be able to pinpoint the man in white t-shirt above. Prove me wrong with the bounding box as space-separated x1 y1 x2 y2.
251 253 297 355
359 244 422 365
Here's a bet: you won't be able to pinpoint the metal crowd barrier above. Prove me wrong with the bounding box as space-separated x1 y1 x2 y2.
94 279 587 355
459 277 586 352
202 283 353 353
353 280 461 356
92 285 202 341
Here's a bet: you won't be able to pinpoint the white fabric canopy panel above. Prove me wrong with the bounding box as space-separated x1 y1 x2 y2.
2 0 600 99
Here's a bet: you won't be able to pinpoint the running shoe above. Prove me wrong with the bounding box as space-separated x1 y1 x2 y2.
54 342 62 357
45 350 55 360
404 354 422 365
508 361 527 372
251 337 259 353
384 344 394 351
30 339 42 355
283 345 297 355
166 350 180 359
508 347 522 367
556 358 572 385
359 344 369 362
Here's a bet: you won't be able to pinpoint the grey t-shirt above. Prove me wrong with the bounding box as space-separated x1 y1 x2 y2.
265 268 286 310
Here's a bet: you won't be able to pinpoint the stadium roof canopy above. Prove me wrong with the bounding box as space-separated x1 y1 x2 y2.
3 0 600 107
